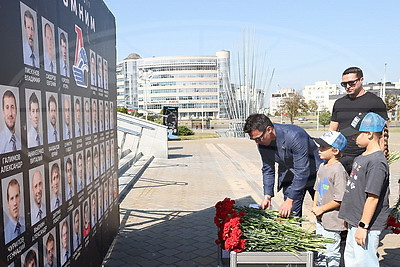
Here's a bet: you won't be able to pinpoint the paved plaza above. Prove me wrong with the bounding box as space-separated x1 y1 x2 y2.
103 131 400 266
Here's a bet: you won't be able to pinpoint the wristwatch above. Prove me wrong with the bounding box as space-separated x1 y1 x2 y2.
264 195 272 201
358 221 369 229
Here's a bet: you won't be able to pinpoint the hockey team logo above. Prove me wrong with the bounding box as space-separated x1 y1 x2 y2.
73 25 88 88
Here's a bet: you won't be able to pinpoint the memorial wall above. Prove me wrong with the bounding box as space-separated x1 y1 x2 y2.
0 0 118 266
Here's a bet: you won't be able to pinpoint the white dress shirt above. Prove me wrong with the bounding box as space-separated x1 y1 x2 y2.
47 123 59 143
27 125 42 148
31 202 46 225
0 128 21 153
23 41 39 68
4 216 25 243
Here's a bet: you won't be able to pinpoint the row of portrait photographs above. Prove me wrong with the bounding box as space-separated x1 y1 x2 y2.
2 149 117 245
0 85 115 154
20 2 109 89
14 173 117 267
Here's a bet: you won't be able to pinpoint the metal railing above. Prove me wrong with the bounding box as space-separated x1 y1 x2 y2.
117 113 155 160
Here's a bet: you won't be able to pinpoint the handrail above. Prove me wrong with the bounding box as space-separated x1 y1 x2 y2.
117 113 155 130
117 126 141 136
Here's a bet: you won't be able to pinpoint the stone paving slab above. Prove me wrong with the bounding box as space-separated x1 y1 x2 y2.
104 134 400 266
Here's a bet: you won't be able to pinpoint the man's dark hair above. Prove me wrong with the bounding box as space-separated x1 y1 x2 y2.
59 32 66 45
24 10 34 27
75 97 80 106
44 23 52 37
46 232 54 246
48 95 57 109
29 92 39 111
3 90 16 109
24 249 37 266
66 157 72 167
243 114 273 133
342 67 363 78
51 162 60 175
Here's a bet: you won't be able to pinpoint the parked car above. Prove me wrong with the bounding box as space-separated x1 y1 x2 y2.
297 117 308 121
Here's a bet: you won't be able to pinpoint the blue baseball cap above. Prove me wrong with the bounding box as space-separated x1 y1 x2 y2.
313 131 347 151
341 112 386 137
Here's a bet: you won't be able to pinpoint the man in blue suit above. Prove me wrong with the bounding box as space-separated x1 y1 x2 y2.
244 114 323 217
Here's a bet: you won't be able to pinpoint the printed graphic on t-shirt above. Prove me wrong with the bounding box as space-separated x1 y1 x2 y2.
348 161 362 190
317 177 329 206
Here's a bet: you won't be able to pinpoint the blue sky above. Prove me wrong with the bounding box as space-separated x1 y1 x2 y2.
105 0 400 95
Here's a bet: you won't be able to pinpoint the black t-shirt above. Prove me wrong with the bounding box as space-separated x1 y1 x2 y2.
331 92 388 157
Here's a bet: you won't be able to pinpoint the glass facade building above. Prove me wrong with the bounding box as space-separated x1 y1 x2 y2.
116 51 230 119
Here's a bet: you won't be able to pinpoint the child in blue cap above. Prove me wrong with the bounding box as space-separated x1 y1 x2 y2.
338 112 390 267
312 131 349 267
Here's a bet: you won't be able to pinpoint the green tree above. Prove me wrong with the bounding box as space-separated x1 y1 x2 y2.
280 93 308 124
385 94 399 112
319 110 331 129
307 100 318 115
117 106 128 114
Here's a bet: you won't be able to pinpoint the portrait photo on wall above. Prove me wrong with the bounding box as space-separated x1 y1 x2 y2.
93 145 99 180
106 140 110 170
43 227 57 267
46 92 60 144
90 50 96 87
100 142 105 175
84 97 91 136
85 147 92 185
103 59 108 90
113 173 118 200
29 165 46 226
2 173 25 244
59 216 70 266
83 198 90 238
74 96 82 138
72 206 81 252
104 180 109 211
109 101 114 128
0 85 22 154
76 151 84 192
49 159 62 212
108 177 113 206
42 17 57 74
97 55 103 89
58 28 70 77
90 192 97 228
97 185 103 219
64 155 74 201
62 94 72 140
21 243 38 267
105 101 109 131
99 100 104 132
20 2 39 68
110 138 115 167
92 98 98 134
26 89 43 148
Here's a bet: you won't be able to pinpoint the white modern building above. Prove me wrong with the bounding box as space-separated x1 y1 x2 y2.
302 81 341 111
116 51 232 119
269 88 296 115
116 53 140 108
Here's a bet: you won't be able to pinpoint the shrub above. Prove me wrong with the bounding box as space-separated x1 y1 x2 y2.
178 126 194 136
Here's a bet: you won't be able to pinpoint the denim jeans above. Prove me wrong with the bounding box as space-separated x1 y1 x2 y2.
315 221 341 267
344 224 381 267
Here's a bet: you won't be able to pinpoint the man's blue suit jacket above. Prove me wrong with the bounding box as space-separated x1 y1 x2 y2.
258 123 323 200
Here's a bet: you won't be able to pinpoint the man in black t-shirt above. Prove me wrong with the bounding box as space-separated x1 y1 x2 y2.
329 67 388 173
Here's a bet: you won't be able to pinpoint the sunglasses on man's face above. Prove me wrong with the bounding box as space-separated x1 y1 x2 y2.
340 78 360 88
250 128 266 142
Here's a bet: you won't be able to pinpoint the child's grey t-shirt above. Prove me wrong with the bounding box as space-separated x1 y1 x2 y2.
338 151 390 231
313 162 348 231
